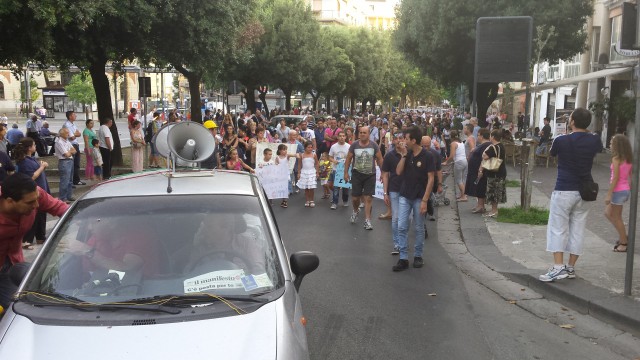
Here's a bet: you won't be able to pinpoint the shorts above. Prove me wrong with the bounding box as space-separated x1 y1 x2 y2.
611 190 630 205
94 166 103 176
546 191 589 255
320 179 329 186
351 171 376 197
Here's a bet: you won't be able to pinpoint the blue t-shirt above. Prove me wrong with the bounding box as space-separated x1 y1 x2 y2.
17 156 50 193
550 132 603 191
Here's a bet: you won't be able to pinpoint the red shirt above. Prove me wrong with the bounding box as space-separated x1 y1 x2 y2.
86 231 159 277
0 187 68 266
127 113 137 129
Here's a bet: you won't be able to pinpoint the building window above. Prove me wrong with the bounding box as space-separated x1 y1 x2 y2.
610 15 636 62
0 82 4 100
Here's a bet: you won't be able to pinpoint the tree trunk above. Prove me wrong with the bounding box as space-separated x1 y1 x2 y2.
476 82 499 124
283 88 292 112
258 88 269 117
337 95 344 114
243 84 257 114
174 65 202 123
89 59 121 166
311 93 320 112
350 96 356 113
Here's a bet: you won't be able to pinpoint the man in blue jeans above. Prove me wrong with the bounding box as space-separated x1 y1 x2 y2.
382 133 403 254
393 126 435 271
54 128 76 202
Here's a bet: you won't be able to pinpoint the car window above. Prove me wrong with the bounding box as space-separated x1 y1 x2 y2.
24 195 284 303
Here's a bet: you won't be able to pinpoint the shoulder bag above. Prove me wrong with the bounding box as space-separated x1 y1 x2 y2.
481 144 503 171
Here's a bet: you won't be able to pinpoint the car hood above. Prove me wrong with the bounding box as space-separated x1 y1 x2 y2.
0 302 277 359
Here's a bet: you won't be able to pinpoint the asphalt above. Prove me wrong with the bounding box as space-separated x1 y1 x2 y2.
455 152 640 338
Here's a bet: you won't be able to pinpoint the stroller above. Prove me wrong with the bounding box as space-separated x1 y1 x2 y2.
432 162 452 206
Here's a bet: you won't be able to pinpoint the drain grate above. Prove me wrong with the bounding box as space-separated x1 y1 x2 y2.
131 319 157 326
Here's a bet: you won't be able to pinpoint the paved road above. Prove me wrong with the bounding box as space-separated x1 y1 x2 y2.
272 196 631 360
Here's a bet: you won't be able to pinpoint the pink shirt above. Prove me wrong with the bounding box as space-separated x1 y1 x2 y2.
0 187 68 266
611 161 632 192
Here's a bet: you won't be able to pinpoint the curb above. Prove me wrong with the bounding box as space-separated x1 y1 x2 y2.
456 199 640 338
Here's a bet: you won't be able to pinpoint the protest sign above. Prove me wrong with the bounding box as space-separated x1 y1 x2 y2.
256 162 290 199
333 161 352 189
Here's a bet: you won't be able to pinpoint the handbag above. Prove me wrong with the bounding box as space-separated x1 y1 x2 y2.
481 144 503 171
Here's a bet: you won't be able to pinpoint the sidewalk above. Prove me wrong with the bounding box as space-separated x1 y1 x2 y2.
455 162 640 337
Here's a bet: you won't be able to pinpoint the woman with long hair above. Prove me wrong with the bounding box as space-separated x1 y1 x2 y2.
444 130 468 202
465 128 492 213
13 137 50 249
130 120 145 172
605 134 633 252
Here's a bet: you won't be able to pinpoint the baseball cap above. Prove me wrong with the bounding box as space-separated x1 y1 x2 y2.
203 120 218 129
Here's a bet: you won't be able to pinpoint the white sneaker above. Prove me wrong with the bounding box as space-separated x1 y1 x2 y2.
359 203 364 209
350 209 359 224
330 203 337 210
539 266 570 282
364 219 373 230
342 202 349 207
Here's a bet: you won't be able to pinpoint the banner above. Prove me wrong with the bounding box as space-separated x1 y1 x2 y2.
374 166 384 200
333 161 351 189
256 162 290 199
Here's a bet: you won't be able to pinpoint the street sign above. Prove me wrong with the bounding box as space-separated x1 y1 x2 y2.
228 95 242 106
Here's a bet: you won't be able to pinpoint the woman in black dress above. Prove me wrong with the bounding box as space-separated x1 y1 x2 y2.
465 128 491 213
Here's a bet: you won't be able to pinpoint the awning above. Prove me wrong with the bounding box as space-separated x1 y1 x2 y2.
532 66 633 92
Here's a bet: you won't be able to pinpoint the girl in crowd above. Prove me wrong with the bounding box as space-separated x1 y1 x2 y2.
432 126 445 159
82 119 96 181
221 125 239 161
481 129 507 218
275 144 294 208
226 147 254 173
221 114 234 136
444 130 468 202
130 120 145 172
605 134 633 252
318 152 332 199
13 137 50 249
297 141 319 208
466 128 492 213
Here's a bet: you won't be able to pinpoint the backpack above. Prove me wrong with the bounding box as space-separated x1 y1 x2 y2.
144 122 154 143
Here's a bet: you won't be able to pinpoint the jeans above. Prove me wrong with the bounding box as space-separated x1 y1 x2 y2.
389 192 400 248
397 196 426 260
332 186 349 204
58 159 73 201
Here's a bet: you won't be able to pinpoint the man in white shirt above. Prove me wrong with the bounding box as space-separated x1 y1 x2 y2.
54 128 76 202
328 132 351 209
97 118 114 180
62 111 85 186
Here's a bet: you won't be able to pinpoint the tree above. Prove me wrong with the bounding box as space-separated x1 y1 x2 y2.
65 73 97 120
150 0 257 122
395 0 593 119
19 77 40 111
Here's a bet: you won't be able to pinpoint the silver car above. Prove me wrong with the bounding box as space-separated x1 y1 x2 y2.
0 170 319 359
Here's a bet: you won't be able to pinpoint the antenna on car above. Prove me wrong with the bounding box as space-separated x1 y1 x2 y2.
151 122 216 193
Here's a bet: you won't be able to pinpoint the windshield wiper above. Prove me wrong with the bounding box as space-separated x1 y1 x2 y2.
17 291 181 314
127 293 269 307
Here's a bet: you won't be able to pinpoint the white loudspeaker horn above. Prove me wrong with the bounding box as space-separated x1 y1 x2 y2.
152 123 176 159
167 122 215 163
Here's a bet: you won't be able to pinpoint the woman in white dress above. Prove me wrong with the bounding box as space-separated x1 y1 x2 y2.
296 141 319 208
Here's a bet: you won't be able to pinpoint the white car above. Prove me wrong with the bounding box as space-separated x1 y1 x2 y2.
0 170 319 359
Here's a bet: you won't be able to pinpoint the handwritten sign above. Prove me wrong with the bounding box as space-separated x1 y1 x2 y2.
256 162 290 199
374 166 384 200
333 161 352 189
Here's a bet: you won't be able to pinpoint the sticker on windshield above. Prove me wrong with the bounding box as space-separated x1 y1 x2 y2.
240 273 273 291
184 270 245 293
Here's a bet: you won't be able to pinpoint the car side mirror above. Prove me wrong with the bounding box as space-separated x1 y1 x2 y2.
290 251 319 291
9 262 31 287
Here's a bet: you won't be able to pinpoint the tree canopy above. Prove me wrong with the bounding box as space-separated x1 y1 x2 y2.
394 0 593 117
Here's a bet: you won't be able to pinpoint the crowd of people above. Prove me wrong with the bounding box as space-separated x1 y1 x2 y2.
0 104 631 309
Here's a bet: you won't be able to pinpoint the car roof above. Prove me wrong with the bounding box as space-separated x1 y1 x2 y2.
81 170 259 200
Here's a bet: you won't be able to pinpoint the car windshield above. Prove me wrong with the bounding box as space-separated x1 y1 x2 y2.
23 195 284 303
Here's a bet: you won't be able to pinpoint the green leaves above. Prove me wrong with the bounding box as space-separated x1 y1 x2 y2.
65 72 96 106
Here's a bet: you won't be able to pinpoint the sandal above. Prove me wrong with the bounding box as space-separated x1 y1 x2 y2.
309 201 316 208
613 243 628 252
378 213 392 220
456 197 468 202
22 243 35 250
471 208 486 214
483 212 498 218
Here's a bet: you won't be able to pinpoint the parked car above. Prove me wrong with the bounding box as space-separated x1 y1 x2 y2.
0 170 319 360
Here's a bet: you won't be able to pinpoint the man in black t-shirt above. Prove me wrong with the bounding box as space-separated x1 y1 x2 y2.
392 126 435 272
382 133 404 255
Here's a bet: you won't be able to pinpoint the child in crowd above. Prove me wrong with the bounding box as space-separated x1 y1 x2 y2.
92 139 103 181
261 148 273 167
297 141 319 208
226 147 255 173
605 134 633 253
275 144 297 208
318 152 332 199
